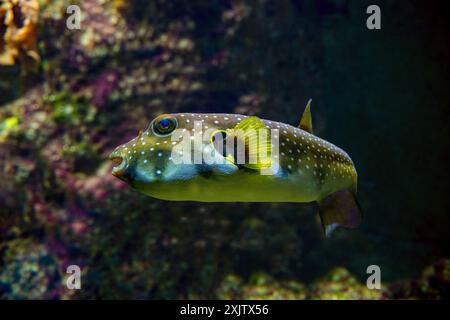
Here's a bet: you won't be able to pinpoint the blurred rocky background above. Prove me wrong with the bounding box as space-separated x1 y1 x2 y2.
0 0 449 299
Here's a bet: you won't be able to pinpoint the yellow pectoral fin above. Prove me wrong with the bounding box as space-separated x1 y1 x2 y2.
232 116 272 170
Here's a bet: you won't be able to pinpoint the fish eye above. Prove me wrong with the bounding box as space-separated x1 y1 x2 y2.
152 114 178 136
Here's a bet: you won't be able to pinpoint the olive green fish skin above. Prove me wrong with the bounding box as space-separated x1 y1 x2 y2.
109 113 357 203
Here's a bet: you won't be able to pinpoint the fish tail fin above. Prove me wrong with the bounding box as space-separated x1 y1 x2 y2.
318 189 362 237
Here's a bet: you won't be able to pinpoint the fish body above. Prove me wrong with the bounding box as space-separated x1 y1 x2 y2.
110 103 361 235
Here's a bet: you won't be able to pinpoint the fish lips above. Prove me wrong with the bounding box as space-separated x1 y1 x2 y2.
109 152 129 180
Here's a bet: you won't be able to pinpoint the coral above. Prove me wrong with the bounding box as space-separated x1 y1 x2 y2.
384 259 450 300
0 0 40 65
0 239 62 299
309 267 383 300
217 268 385 300
216 273 307 300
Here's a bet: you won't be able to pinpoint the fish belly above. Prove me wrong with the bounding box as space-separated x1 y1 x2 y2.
137 172 321 203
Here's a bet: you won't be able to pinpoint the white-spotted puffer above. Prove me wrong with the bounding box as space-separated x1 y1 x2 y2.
109 101 361 236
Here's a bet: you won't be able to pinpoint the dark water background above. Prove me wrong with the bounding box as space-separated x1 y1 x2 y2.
0 0 449 299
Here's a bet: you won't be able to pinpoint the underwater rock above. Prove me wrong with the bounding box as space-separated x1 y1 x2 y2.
385 259 450 300
420 259 450 299
310 267 383 300
0 0 40 65
216 273 307 300
0 239 62 299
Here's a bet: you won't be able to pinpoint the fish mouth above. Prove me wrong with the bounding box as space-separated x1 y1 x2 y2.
109 152 127 177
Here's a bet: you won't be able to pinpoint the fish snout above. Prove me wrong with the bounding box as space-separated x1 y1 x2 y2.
109 149 128 178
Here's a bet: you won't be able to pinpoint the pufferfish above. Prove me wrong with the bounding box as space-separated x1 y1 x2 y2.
109 101 361 236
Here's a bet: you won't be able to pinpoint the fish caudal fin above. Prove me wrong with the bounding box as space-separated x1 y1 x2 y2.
318 189 362 237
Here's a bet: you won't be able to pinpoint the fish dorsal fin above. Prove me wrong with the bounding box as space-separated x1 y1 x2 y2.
299 99 313 134
228 116 272 170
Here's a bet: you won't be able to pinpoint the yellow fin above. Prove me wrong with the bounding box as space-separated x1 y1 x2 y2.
298 99 313 133
230 116 272 170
